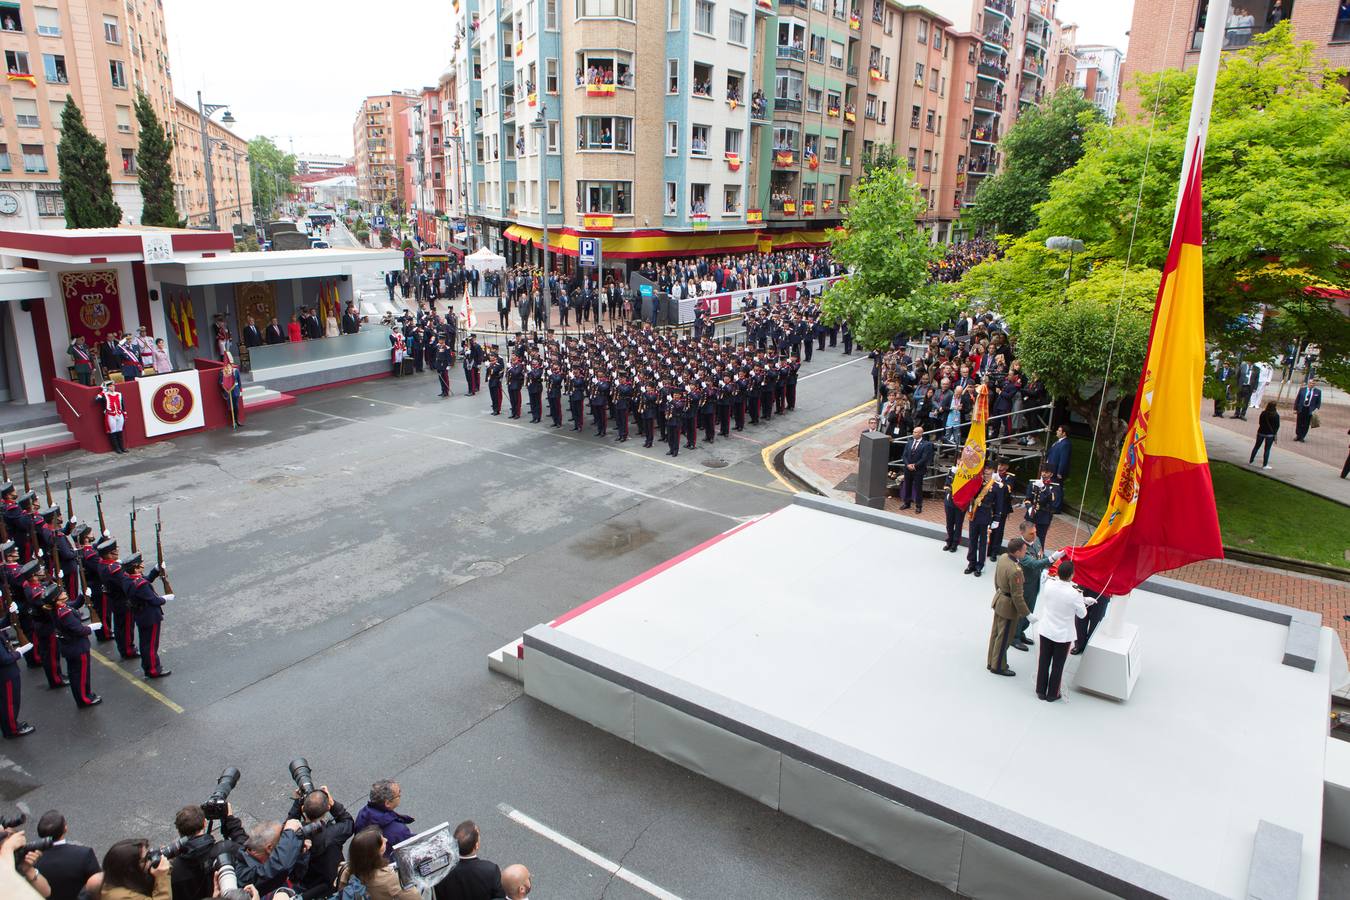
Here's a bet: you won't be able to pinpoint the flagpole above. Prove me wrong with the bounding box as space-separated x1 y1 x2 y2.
1172 0 1230 237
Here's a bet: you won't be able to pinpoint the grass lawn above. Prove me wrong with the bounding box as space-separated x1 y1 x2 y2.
1060 438 1350 570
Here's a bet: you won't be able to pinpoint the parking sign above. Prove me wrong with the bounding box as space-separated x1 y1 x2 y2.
579 237 600 267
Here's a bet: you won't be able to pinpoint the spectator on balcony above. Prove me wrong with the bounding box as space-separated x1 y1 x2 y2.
1266 0 1285 25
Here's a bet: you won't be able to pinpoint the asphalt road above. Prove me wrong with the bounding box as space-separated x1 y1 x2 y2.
0 283 954 900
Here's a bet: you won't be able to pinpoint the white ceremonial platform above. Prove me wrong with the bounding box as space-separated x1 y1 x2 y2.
514 495 1338 900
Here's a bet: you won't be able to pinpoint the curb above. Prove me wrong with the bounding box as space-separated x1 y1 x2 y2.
782 441 849 500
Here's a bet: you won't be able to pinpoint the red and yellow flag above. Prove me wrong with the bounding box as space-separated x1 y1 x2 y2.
950 385 987 509
1065 151 1222 594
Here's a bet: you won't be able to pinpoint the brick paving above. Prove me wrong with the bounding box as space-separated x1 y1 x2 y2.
794 411 1350 654
1210 379 1350 470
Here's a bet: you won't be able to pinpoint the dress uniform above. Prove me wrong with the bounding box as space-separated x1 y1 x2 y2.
942 472 963 552
433 339 453 397
0 625 30 738
987 545 1028 676
506 359 524 418
986 466 1014 560
568 372 587 431
613 378 632 442
965 473 997 577
486 352 505 414
546 368 564 427
95 539 137 659
1023 471 1061 549
79 529 113 644
526 363 544 423
51 584 100 707
122 555 170 678
22 562 64 688
590 375 611 436
665 394 686 457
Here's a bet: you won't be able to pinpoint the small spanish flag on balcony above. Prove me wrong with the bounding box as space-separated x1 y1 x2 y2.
827 106 839 118
746 208 763 224
782 200 796 215
844 110 856 123
724 152 741 171
528 93 537 106
582 213 614 230
774 151 794 167
586 83 616 97
756 0 774 9
869 67 883 81
822 198 833 212
849 12 860 29
6 72 35 87
802 200 815 215
806 151 819 170
515 41 523 57
728 98 737 110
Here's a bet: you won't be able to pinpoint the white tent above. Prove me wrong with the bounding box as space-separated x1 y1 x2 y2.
465 246 506 272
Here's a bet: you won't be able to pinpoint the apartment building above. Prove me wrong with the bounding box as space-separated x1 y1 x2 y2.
295 152 351 175
352 92 414 206
401 86 445 242
0 0 175 229
1073 44 1123 122
171 98 253 229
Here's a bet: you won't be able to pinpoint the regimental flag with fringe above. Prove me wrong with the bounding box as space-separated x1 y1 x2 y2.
1064 150 1222 595
950 384 988 509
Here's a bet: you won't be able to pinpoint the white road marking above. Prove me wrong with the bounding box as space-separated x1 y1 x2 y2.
497 803 684 900
303 408 743 523
798 354 869 380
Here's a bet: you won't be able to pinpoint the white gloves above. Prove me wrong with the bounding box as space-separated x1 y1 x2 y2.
163 593 175 602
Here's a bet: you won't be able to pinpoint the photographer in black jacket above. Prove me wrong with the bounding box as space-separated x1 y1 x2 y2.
286 786 353 899
169 804 247 900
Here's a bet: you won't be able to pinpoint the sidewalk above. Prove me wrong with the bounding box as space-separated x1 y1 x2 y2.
783 410 1350 654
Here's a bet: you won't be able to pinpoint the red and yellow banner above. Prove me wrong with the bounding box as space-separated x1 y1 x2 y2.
582 213 614 230
869 67 882 81
849 13 860 29
60 270 124 347
782 200 796 215
822 199 833 212
807 152 819 170
951 385 988 509
1065 148 1222 594
528 93 537 106
746 209 763 224
827 106 840 118
724 152 741 171
586 83 616 96
6 72 35 87
728 98 738 111
802 201 815 215
515 41 524 57
774 151 794 167
844 110 856 123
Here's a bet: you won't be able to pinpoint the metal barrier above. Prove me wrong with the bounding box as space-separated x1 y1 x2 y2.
881 401 1056 493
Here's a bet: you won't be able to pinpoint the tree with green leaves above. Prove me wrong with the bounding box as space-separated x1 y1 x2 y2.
134 92 180 227
248 136 297 217
860 143 901 176
966 87 1100 237
57 95 122 228
819 161 945 350
1035 24 1350 384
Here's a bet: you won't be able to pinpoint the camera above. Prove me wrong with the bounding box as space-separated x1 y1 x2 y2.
201 767 241 820
287 758 315 796
214 845 239 893
0 812 25 829
297 820 325 840
146 836 190 867
17 837 55 856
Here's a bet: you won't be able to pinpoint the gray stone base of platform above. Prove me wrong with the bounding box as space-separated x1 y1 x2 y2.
247 359 390 393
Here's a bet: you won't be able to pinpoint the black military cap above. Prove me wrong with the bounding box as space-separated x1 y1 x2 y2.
0 540 14 554
119 551 143 569
73 524 92 541
40 506 59 520
0 482 13 495
18 491 36 507
95 538 118 555
17 559 39 579
41 582 61 604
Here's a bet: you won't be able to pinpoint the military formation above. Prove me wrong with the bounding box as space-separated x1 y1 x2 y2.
0 458 172 739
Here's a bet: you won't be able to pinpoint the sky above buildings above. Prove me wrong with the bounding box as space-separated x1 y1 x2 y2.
163 0 1131 158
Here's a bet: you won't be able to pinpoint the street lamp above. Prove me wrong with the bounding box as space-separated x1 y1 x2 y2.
531 104 550 325
1044 235 1085 289
211 138 247 228
197 91 233 229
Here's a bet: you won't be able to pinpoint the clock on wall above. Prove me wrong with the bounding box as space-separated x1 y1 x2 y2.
0 194 19 216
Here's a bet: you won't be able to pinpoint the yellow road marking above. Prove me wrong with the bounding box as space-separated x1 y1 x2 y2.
90 650 184 714
760 400 874 492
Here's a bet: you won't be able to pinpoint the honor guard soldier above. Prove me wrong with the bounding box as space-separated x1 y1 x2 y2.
546 365 564 428
0 619 31 738
987 461 1014 560
485 348 505 414
699 380 716 445
568 368 587 431
51 584 100 707
1023 467 1061 549
715 375 732 437
463 335 484 395
433 337 453 398
590 372 611 437
79 527 112 644
941 469 964 553
1 483 25 559
526 360 544 423
95 381 128 454
22 560 65 689
965 470 998 578
639 381 659 447
613 376 632 443
665 391 686 457
506 356 525 418
96 539 137 659
123 555 170 679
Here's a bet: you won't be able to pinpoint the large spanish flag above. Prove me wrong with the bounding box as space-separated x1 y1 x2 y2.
1065 151 1222 594
950 385 988 509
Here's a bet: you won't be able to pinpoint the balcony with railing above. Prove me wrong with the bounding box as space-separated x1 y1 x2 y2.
967 155 994 175
1025 25 1049 49
1019 85 1043 105
969 124 998 144
984 0 1013 18
982 28 1011 50
750 92 770 121
1027 0 1050 21
774 95 803 113
777 44 806 62
973 90 1003 112
977 56 1009 80
1190 19 1296 52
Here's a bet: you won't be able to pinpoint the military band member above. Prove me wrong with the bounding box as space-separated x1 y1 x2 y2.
568 369 587 431
639 382 659 447
51 584 100 707
613 376 632 443
123 555 170 679
546 365 564 427
682 384 700 450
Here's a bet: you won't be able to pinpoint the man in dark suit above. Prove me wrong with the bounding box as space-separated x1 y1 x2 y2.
342 303 362 334
433 820 505 900
242 316 263 349
265 317 286 344
896 426 934 512
1045 425 1071 511
32 810 101 900
1294 378 1321 442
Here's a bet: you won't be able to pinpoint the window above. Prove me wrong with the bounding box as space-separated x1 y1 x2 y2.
831 0 845 19
801 182 816 204
694 0 714 35
35 7 60 37
907 146 916 169
666 182 677 215
14 99 38 128
922 149 931 172
5 51 29 75
777 20 805 55
667 121 679 155
578 180 631 214
576 0 634 18
577 116 632 150
884 10 894 35
864 94 876 119
729 10 746 44
691 124 710 155
774 68 803 105
0 7 21 32
546 58 558 93
726 71 743 103
546 0 559 29
933 29 942 50
960 118 968 138
809 35 825 63
910 105 920 128
826 90 840 116
823 136 838 162
547 120 559 151
829 41 844 68
692 62 713 97
823 182 835 207
49 99 65 127
575 50 633 88
964 81 972 101
37 191 63 216
667 58 679 93
22 144 46 173
879 100 887 123
42 53 67 84
724 127 742 155
722 184 740 213
772 124 798 150
103 14 119 44
121 148 136 174
689 182 708 215
668 0 679 29
917 18 928 44
940 76 946 98
914 62 924 85
110 59 127 88
0 144 8 172
525 0 537 36
925 109 935 131
548 179 560 211
806 87 821 113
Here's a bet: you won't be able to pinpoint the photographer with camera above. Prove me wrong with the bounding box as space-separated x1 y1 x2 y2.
167 804 245 900
236 820 305 896
31 811 100 900
283 760 353 899
1 827 49 899
101 839 170 900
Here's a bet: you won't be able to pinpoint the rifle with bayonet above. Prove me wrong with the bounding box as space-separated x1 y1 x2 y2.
95 481 106 537
0 438 7 484
21 444 29 493
155 506 172 594
43 468 53 509
0 573 28 651
130 498 137 554
65 470 73 524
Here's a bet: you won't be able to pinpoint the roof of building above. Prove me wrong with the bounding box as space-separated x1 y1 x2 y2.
148 247 404 286
0 227 234 263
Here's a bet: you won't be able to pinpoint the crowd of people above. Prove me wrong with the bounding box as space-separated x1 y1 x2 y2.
928 237 1001 283
0 771 534 900
66 330 174 387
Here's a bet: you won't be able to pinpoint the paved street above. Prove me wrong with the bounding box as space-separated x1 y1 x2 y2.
0 339 953 899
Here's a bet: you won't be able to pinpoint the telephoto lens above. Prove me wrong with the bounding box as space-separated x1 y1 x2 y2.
202 767 242 819
297 820 325 840
214 846 239 893
19 837 56 856
288 758 315 796
0 811 26 829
